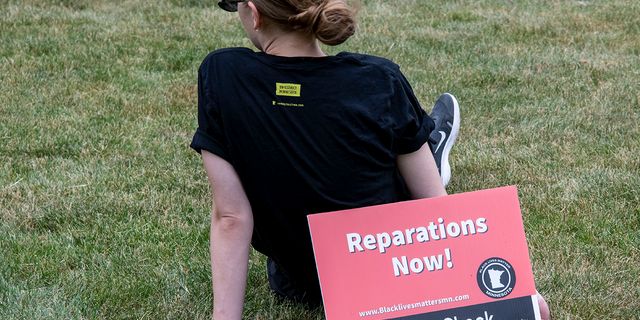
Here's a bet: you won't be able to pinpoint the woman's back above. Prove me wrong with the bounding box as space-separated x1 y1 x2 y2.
191 47 434 295
192 0 457 317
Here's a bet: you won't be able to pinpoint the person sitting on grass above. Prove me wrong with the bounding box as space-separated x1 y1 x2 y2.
189 0 551 319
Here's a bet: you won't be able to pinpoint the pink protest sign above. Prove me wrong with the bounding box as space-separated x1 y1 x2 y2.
307 186 541 320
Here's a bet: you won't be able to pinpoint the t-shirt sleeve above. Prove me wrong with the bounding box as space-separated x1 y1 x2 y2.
389 68 435 155
189 64 230 161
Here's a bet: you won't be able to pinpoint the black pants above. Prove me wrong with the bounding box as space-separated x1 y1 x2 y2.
267 257 322 306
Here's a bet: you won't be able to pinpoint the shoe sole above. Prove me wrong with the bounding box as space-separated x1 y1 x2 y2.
439 93 460 187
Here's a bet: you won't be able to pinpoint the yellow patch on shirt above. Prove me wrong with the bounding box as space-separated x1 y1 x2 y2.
276 83 301 97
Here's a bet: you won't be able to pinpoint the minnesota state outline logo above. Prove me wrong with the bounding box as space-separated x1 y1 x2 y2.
477 257 516 299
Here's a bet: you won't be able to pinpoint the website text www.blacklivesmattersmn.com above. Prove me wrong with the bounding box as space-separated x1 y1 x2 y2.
358 294 470 317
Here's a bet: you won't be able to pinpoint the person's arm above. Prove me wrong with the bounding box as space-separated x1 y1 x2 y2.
201 150 253 320
397 142 447 199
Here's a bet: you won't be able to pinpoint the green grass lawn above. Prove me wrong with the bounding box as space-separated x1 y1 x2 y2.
1 0 638 318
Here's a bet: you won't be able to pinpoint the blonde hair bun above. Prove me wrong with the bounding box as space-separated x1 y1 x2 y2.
253 0 359 46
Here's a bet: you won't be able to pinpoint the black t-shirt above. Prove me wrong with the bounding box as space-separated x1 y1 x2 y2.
191 47 434 295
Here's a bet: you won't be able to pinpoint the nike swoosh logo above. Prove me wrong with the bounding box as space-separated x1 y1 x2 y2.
435 131 446 153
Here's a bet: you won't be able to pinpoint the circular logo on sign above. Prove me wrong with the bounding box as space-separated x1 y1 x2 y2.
477 257 516 299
